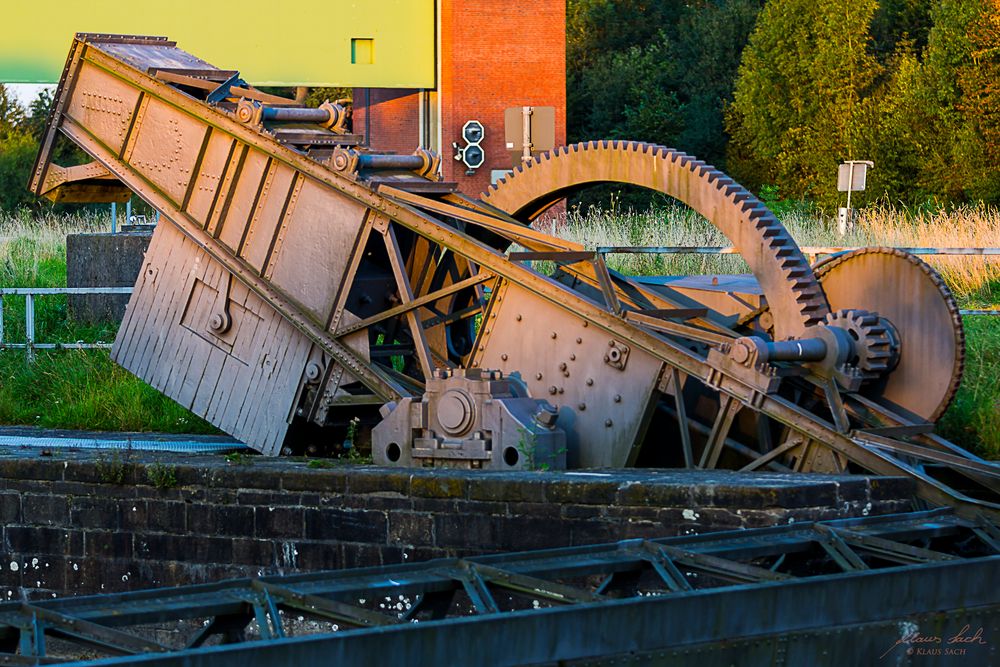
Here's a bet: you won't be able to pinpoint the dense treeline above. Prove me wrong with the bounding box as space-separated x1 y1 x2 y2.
0 86 53 212
2 3 997 212
569 0 1000 209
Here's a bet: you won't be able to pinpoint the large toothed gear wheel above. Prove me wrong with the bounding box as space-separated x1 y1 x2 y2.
483 141 830 340
815 248 965 422
824 309 900 379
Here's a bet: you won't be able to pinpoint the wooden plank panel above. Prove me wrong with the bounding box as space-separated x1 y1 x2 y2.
248 318 314 454
267 179 366 321
170 258 224 405
116 223 190 374
156 242 216 399
239 162 297 274
138 231 210 388
112 222 171 364
205 288 264 429
231 305 289 439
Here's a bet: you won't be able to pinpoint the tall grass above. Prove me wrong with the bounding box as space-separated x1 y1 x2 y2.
0 210 217 435
550 203 1000 303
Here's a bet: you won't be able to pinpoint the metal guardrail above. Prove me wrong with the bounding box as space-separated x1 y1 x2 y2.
1 244 997 362
596 245 1000 257
6 509 997 666
0 286 133 359
592 245 1000 317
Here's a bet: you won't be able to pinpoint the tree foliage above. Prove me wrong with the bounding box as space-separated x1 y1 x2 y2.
568 0 763 171
724 0 1000 208
725 0 886 206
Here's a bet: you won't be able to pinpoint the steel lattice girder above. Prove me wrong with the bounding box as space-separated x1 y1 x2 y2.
0 510 996 665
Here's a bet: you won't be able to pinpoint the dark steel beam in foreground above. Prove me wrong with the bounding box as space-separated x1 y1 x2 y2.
66 558 1000 667
0 510 993 666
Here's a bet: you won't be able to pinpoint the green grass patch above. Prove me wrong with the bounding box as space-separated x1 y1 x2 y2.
0 350 216 433
938 316 1000 460
0 211 217 435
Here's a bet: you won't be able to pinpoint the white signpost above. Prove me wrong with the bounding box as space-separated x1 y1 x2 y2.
837 160 873 236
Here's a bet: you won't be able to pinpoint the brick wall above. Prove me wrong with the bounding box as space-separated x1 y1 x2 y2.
351 88 422 154
0 452 914 601
440 0 566 195
356 0 566 196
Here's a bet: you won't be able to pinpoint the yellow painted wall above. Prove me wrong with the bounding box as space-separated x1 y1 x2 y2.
0 0 435 87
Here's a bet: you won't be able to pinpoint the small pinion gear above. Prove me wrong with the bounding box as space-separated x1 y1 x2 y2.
824 309 899 379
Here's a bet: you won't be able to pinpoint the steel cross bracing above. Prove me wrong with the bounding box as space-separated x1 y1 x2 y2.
30 36 1000 518
0 509 996 666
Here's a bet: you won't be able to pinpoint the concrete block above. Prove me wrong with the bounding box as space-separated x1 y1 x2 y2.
66 231 152 324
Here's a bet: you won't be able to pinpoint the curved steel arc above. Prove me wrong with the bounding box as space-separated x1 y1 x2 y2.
483 141 830 340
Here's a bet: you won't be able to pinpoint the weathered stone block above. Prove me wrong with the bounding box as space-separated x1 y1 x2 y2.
85 530 133 559
0 493 21 523
409 474 468 499
188 505 256 537
434 513 496 548
66 231 151 323
6 526 83 556
145 501 187 533
294 542 342 571
255 507 304 539
303 508 387 543
70 497 123 530
388 512 434 547
22 494 69 526
230 539 276 567
545 479 617 505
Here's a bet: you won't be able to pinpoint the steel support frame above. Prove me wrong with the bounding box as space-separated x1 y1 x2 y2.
36 39 1000 521
1 510 995 666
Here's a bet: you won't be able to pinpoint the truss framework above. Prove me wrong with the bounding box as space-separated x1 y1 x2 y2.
0 509 996 665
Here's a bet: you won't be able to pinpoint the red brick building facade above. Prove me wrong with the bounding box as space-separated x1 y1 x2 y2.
353 0 566 196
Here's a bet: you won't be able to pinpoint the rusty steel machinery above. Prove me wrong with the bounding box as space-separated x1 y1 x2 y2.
31 35 1000 520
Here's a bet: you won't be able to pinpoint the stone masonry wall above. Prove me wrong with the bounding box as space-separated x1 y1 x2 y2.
0 450 915 601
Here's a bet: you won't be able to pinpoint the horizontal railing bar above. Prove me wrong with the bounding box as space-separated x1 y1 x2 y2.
0 287 133 295
595 246 1000 256
0 344 113 350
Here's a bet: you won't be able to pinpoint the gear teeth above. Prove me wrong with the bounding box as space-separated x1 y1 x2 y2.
484 141 830 337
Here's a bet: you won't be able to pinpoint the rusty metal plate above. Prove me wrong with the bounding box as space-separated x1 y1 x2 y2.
473 281 664 467
63 61 142 156
815 248 964 421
